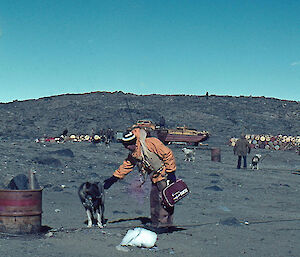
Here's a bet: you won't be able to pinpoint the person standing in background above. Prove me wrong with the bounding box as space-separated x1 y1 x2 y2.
233 134 251 169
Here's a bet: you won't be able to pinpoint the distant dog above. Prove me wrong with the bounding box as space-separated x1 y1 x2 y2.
250 154 262 170
78 182 105 228
105 138 111 148
182 147 195 162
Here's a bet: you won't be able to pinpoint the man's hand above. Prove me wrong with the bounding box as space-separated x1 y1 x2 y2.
167 172 176 183
103 176 119 189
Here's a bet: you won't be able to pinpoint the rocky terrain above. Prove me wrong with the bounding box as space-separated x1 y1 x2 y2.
0 92 299 257
0 91 299 141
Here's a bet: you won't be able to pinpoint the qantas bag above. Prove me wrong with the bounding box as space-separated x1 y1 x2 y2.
162 179 190 208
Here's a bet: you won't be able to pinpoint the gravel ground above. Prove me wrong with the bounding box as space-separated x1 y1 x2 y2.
0 139 300 257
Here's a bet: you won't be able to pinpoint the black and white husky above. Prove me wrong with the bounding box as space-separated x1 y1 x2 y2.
78 182 105 228
250 154 262 170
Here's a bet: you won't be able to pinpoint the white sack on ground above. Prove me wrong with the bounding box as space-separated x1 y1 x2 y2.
120 227 157 248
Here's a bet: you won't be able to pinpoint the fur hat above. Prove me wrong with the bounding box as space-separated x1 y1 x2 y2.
122 131 136 144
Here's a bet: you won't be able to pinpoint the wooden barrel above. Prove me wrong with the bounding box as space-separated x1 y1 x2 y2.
211 148 221 162
0 189 42 234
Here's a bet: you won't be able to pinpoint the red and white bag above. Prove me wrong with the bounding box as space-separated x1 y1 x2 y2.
162 179 190 208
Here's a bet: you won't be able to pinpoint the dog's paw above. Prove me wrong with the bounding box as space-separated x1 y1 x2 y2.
97 223 104 228
87 222 93 228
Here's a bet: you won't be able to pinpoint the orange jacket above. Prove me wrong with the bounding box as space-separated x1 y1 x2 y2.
113 128 176 183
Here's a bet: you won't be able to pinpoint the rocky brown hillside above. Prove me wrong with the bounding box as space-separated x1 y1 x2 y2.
0 91 299 141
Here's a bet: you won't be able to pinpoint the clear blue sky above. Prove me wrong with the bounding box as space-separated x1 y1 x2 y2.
0 0 299 103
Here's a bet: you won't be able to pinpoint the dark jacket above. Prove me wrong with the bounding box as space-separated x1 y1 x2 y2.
234 138 251 156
